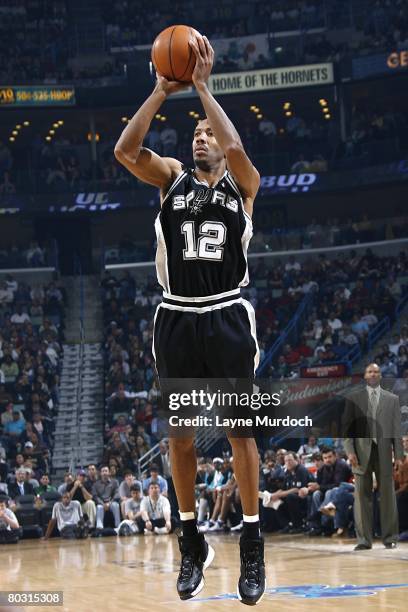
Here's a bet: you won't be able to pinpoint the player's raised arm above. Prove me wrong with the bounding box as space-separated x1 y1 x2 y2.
114 77 185 190
189 35 260 201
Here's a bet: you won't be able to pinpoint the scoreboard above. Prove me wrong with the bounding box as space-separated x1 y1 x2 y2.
0 86 75 107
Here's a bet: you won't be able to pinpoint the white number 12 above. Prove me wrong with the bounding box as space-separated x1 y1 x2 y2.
181 221 227 261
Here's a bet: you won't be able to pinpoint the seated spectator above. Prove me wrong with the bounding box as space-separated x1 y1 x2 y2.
8 467 35 500
260 452 313 533
66 470 97 529
306 446 352 535
0 496 20 544
116 483 144 535
58 472 74 495
140 482 172 535
92 465 120 531
35 473 57 496
43 492 84 540
142 464 168 496
118 470 142 517
297 436 320 457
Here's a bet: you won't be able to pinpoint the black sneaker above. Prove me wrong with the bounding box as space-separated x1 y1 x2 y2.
237 536 266 606
177 533 215 600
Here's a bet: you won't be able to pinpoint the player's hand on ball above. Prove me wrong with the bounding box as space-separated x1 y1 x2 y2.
154 74 190 96
189 34 214 87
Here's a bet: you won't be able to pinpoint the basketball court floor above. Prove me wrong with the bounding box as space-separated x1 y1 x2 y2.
2 534 407 611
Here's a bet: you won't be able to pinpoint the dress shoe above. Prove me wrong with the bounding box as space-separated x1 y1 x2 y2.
354 543 372 551
384 542 397 549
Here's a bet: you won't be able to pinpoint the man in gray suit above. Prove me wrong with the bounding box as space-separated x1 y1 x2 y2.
344 363 404 550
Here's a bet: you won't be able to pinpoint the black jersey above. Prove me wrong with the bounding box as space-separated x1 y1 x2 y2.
154 168 252 298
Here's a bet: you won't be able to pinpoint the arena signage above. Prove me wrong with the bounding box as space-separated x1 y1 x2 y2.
260 173 318 193
352 51 408 79
173 63 334 98
301 364 348 378
209 63 334 94
0 86 75 107
387 50 408 69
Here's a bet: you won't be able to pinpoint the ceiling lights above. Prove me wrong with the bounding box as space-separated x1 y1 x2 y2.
8 120 31 143
45 120 64 142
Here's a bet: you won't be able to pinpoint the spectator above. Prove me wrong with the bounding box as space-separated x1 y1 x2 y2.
140 482 172 535
261 451 313 533
0 496 20 544
297 436 320 457
116 483 144 535
142 464 168 496
8 467 35 500
35 474 56 496
92 465 121 531
306 446 352 535
118 470 142 517
58 472 74 495
43 492 83 540
66 470 97 529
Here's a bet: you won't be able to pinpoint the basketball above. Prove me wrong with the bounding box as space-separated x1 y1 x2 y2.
151 25 199 82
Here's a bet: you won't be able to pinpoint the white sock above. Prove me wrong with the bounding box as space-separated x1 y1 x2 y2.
179 511 195 521
243 514 259 523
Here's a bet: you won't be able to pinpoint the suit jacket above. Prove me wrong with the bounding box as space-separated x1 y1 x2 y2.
343 387 404 475
8 481 35 500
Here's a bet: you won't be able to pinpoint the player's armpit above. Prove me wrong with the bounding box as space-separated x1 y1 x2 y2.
225 144 260 200
114 146 182 190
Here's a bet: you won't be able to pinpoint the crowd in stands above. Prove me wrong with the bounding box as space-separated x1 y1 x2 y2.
0 242 55 270
5 101 406 197
0 272 66 539
98 249 408 493
0 1 70 84
104 215 408 266
2 435 407 542
262 249 408 379
0 0 406 84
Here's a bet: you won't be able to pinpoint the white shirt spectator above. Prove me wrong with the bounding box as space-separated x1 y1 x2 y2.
5 277 17 293
0 507 18 531
124 496 143 516
328 317 342 332
52 500 83 531
361 312 378 327
0 285 13 304
140 494 170 520
285 259 301 272
10 312 31 325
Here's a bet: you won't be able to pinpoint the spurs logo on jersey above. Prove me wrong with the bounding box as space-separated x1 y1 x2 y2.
154 168 253 298
172 187 239 215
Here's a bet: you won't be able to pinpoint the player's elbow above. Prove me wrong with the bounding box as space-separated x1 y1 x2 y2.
225 141 245 159
114 144 139 166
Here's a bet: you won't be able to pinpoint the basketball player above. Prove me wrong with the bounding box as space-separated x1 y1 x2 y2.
115 34 265 605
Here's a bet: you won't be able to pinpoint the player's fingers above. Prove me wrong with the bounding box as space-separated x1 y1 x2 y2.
189 37 199 57
203 36 213 58
196 34 207 60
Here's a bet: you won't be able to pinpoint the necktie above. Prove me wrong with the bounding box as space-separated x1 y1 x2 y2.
370 389 378 443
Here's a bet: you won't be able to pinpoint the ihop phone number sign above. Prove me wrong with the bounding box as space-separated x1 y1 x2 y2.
0 86 75 107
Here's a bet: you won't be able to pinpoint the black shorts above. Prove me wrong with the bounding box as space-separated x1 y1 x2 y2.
152 291 259 379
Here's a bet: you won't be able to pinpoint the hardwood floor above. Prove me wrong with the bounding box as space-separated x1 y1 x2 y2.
1 534 407 611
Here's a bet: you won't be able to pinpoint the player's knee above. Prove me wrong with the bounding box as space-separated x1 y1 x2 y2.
169 437 195 453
